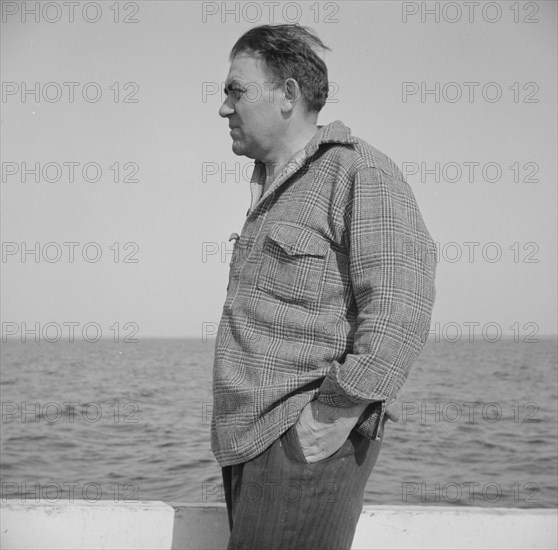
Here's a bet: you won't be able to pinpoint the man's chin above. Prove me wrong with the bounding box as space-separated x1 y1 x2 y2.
231 141 254 159
231 141 243 156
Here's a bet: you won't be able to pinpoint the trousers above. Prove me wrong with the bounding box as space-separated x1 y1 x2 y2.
222 420 385 550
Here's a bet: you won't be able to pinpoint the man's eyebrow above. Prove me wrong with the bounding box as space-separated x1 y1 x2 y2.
224 80 245 91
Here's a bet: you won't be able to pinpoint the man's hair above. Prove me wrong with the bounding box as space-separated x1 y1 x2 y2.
230 24 330 113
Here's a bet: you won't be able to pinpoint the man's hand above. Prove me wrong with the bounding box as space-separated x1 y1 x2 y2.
294 400 368 463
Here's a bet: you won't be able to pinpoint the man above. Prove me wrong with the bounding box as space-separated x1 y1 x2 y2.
212 24 437 550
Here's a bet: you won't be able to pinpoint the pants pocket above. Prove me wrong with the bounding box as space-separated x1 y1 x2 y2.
281 424 362 466
280 424 309 464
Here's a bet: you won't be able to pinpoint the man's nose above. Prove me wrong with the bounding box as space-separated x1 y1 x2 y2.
219 98 234 118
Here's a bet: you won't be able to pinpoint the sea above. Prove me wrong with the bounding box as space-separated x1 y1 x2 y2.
1 337 557 508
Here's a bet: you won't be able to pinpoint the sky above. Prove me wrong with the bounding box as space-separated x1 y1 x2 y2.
1 0 557 339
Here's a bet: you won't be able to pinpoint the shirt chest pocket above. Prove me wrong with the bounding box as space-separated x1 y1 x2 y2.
257 223 329 304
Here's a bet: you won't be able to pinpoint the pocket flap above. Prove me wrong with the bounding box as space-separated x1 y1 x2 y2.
267 223 329 257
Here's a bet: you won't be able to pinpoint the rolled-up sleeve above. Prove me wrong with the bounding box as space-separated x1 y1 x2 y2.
317 164 437 412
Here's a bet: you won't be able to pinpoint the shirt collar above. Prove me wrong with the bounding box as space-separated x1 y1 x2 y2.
306 119 358 156
247 120 356 215
253 120 357 172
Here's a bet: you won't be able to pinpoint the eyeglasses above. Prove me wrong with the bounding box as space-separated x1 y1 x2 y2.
223 81 284 103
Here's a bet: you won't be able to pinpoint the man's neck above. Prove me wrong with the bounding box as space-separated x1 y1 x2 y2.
262 122 319 190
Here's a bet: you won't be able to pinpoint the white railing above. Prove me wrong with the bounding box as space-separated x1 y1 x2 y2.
1 501 556 549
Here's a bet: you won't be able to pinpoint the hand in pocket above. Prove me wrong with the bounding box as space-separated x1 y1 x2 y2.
294 400 367 463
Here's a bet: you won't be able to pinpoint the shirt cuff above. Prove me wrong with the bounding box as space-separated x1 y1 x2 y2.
317 370 372 408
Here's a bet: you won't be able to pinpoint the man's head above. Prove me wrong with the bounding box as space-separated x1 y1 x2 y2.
219 24 330 161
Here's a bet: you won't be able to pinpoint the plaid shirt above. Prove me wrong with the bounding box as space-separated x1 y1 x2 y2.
211 120 437 467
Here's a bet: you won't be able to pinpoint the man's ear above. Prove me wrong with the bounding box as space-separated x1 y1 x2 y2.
281 78 301 111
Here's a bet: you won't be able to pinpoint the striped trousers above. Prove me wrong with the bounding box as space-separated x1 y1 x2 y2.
222 420 385 550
